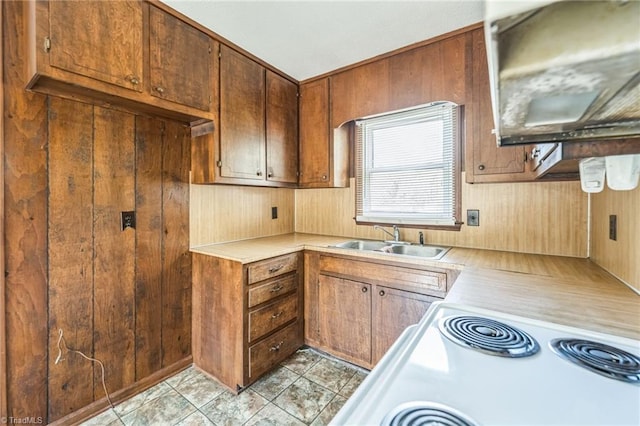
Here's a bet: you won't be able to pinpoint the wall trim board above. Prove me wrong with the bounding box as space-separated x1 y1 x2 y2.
47 357 192 426
1 0 6 419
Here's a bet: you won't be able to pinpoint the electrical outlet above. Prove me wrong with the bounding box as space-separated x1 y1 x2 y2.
467 209 479 226
271 206 278 220
121 211 136 231
609 215 617 241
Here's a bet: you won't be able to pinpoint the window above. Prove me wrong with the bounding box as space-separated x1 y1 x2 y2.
355 102 461 228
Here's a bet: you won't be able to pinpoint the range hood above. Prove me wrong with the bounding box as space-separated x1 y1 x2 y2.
485 0 640 146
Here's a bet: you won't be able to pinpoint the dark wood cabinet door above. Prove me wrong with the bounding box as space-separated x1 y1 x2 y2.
467 29 528 181
372 287 438 364
299 78 331 187
149 6 213 111
318 274 372 365
266 71 298 184
219 45 266 180
48 0 143 92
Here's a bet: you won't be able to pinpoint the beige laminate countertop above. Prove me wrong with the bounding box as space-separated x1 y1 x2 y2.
191 233 640 340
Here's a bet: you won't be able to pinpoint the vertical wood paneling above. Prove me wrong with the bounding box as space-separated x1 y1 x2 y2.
0 1 6 418
134 116 164 378
161 121 191 366
591 186 640 292
47 98 95 420
3 0 49 419
92 107 136 398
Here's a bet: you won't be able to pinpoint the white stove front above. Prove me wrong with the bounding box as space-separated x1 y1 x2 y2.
332 302 640 426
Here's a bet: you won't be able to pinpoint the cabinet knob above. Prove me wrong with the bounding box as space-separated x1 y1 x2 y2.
257 171 263 177
154 86 165 94
361 287 368 293
478 164 485 171
267 172 273 178
126 75 140 85
322 175 328 181
379 290 385 296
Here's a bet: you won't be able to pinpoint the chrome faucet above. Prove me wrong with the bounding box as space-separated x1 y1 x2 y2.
374 225 400 242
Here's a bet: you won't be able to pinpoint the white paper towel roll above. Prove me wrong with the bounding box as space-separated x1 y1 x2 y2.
605 154 640 191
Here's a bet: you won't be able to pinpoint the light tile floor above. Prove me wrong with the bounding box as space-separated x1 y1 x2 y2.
81 348 368 426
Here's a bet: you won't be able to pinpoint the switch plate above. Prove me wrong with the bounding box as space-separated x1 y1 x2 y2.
121 211 136 231
467 209 479 226
609 214 617 241
271 206 278 220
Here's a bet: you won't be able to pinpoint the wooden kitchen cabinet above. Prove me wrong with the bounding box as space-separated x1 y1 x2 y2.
305 251 459 368
318 275 372 364
299 78 349 188
266 70 299 184
149 6 214 111
192 252 303 392
466 28 533 183
25 0 215 122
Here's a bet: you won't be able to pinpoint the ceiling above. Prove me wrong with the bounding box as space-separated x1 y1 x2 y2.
163 0 485 81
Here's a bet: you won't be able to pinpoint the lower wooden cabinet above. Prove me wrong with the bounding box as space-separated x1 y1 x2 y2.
305 252 457 368
192 252 303 392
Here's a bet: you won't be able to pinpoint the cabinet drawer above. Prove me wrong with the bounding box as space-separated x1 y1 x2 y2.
248 253 299 284
248 321 301 380
320 255 448 296
248 273 298 308
248 293 298 342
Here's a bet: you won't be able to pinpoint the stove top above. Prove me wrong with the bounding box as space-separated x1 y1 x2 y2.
331 302 640 426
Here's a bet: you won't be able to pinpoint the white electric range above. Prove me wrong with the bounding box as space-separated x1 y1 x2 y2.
331 302 640 425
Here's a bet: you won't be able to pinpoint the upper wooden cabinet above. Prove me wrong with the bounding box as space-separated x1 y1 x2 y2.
149 6 213 111
193 46 298 187
25 0 215 123
465 28 533 183
266 70 299 184
299 78 349 188
219 45 266 181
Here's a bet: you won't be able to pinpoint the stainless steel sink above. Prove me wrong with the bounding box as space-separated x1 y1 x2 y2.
331 239 450 260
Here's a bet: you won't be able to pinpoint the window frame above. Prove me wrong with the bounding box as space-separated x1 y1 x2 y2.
354 102 463 231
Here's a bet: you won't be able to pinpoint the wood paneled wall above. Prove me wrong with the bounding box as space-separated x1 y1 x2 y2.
590 186 640 292
3 2 191 422
295 175 588 257
190 184 294 246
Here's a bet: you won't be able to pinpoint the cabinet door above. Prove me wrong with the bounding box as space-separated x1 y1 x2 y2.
467 29 529 182
149 6 213 111
266 71 298 184
318 274 371 365
48 1 143 91
219 45 266 180
372 286 438 364
299 78 331 187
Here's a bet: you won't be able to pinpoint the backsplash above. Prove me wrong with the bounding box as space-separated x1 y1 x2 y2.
294 173 588 258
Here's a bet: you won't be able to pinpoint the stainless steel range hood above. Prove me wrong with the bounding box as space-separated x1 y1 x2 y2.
485 0 640 146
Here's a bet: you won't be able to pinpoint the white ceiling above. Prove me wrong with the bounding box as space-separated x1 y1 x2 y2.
163 0 485 81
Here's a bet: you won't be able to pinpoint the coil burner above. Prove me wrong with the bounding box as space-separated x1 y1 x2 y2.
550 339 640 384
381 402 479 426
439 315 540 358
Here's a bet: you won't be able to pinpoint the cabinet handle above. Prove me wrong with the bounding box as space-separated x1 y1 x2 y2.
271 311 284 319
531 148 541 159
126 75 140 85
269 341 284 352
154 86 165 94
361 287 368 293
270 285 284 293
268 264 284 273
478 164 485 171
379 290 385 296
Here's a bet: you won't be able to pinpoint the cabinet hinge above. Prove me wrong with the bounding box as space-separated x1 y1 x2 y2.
216 160 222 168
44 36 51 52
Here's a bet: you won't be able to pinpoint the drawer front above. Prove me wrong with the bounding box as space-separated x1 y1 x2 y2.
248 273 298 308
248 293 298 342
320 255 447 295
248 253 299 284
248 321 302 380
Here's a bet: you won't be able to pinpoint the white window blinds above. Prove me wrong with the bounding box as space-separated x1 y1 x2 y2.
355 102 459 226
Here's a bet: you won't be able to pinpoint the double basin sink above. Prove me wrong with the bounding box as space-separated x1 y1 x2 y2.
331 239 450 260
